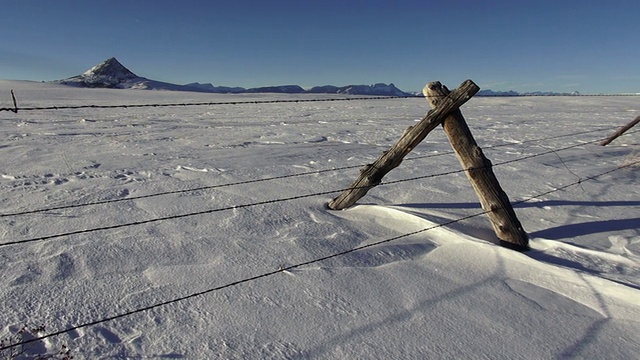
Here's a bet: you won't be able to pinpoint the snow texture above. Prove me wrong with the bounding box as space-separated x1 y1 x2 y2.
0 80 639 359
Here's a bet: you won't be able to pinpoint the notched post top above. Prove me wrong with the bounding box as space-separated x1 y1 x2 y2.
423 82 449 106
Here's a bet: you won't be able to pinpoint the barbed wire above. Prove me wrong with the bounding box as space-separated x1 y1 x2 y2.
0 126 621 218
2 92 640 113
2 129 637 248
1 158 637 352
0 187 344 247
0 95 419 113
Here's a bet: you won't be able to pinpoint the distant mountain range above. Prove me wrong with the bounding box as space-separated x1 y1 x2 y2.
55 57 411 96
54 57 582 97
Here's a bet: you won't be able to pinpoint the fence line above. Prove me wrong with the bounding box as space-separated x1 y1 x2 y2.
1 130 637 248
0 126 623 218
2 93 640 113
0 95 418 113
1 159 637 352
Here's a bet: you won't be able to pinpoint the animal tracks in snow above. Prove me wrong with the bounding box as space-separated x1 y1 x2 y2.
2 169 133 190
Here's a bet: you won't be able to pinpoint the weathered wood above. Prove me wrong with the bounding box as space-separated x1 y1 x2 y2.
327 79 480 210
600 115 640 146
10 90 18 113
424 82 529 250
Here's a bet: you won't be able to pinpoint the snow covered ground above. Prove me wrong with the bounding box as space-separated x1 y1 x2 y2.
0 80 638 359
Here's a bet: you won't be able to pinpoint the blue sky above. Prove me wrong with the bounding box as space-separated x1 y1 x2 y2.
1 0 638 93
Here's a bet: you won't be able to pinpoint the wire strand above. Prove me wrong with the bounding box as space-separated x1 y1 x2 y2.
3 93 640 113
0 95 420 113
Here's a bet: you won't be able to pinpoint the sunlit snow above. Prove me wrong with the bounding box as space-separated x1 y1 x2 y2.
1 80 638 359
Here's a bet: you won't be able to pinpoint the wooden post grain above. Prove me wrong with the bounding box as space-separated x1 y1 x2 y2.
327 79 480 210
600 115 640 146
424 82 529 250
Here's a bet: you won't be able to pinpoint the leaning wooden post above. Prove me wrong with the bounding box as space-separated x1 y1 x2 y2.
327 79 480 210
424 82 529 250
600 115 640 146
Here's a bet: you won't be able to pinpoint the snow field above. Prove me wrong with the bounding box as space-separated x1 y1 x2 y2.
0 80 639 358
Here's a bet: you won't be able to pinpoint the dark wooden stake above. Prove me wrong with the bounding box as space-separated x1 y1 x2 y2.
327 79 480 211
10 90 18 113
600 115 640 146
424 82 529 250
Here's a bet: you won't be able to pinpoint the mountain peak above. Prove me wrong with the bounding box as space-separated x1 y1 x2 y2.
83 57 137 79
58 57 142 88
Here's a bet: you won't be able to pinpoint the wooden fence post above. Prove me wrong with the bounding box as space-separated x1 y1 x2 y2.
423 82 529 250
327 79 480 210
600 115 640 146
11 90 18 113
